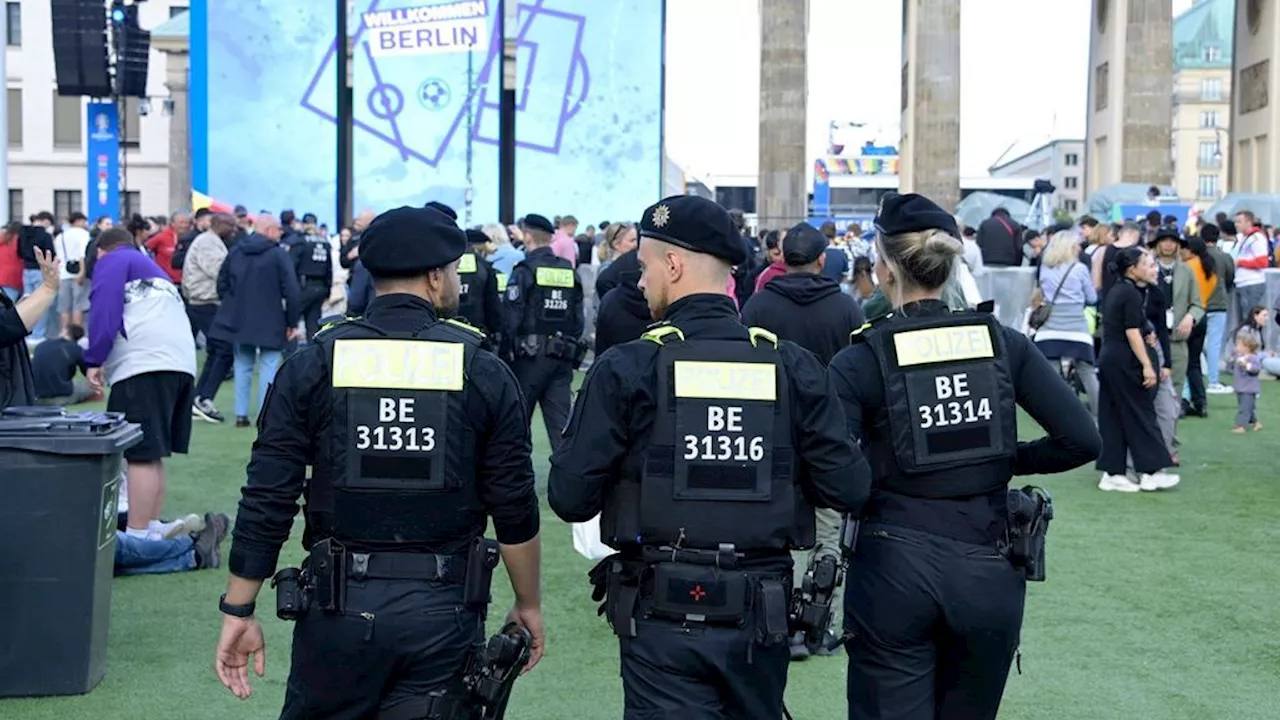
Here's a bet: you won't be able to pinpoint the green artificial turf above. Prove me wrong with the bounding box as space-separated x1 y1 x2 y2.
3 375 1278 720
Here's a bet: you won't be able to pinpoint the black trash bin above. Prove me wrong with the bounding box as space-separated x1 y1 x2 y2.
0 406 142 697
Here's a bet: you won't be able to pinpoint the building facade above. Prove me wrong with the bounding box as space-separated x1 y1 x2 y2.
5 0 188 223
987 139 1086 215
1171 0 1232 208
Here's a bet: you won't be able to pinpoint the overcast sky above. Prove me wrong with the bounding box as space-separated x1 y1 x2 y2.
663 0 1197 183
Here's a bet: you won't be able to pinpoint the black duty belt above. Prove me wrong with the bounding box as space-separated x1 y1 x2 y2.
344 551 467 583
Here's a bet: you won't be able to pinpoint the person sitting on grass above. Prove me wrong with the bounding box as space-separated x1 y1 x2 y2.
114 512 231 576
32 323 94 406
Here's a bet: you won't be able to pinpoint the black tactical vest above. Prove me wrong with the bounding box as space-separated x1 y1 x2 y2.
456 251 490 330
514 255 579 336
298 239 331 280
602 325 799 552
860 311 1017 498
308 318 482 547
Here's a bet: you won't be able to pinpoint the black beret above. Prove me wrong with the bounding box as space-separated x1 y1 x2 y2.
423 201 458 221
1150 225 1185 246
783 222 827 266
522 213 555 234
359 206 466 278
465 228 489 246
874 192 959 239
638 196 745 266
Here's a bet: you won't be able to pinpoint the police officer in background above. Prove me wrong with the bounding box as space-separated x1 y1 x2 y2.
548 196 872 719
290 219 335 340
827 193 1100 720
214 206 545 719
502 213 584 453
456 229 503 348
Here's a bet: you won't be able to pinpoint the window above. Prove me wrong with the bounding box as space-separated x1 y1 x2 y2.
1200 110 1220 128
53 92 81 149
120 191 140 218
169 5 188 18
1064 153 1079 166
6 88 20 148
1198 139 1222 168
1064 176 1078 189
1204 45 1221 62
1202 77 1223 102
5 3 19 47
1062 199 1078 213
118 97 141 148
8 189 22 223
1197 174 1220 199
54 190 82 221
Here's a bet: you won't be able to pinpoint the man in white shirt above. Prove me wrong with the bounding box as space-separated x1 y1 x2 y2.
1231 211 1270 323
55 212 91 333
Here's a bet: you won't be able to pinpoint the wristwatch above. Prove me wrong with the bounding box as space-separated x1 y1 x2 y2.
219 594 256 618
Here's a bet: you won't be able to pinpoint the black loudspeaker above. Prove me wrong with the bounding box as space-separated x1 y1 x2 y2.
51 0 111 97
116 26 150 98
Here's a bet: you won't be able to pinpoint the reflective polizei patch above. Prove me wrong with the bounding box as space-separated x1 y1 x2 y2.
331 339 465 391
892 325 994 367
673 361 776 401
535 266 575 288
457 254 477 273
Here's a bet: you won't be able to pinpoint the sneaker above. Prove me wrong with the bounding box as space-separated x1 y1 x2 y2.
1253 422 1264 432
191 397 225 424
1099 473 1141 493
1206 383 1233 395
235 416 251 428
150 513 205 540
788 633 810 662
194 513 231 569
1139 473 1180 491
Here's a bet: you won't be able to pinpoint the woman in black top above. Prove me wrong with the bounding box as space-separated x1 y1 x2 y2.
1095 246 1178 492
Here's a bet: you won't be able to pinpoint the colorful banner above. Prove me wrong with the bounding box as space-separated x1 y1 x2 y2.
86 101 120 222
818 156 900 177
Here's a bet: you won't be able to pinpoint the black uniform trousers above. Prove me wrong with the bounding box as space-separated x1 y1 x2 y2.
620 599 789 719
844 524 1025 720
300 280 330 340
511 354 573 453
188 302 234 401
1184 318 1208 412
280 579 481 720
1095 347 1170 475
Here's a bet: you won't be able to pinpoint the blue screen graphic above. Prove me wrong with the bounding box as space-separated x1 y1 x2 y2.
345 0 663 226
206 1 337 223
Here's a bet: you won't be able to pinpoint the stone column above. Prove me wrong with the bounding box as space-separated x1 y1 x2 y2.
758 0 808 228
164 50 192 212
1232 0 1280 192
900 0 961 212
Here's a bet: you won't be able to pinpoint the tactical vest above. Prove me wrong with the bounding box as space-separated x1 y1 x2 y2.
601 325 799 552
298 239 331 280
455 252 488 330
308 318 483 547
859 311 1017 498
513 256 579 336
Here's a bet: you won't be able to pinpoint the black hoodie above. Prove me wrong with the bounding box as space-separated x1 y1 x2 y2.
740 273 865 366
595 262 653 357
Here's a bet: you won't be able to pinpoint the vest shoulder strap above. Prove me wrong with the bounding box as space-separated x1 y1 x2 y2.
442 317 486 339
747 326 778 348
641 324 685 345
316 316 385 341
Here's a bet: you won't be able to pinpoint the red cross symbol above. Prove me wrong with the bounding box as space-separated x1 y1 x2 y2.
689 584 707 602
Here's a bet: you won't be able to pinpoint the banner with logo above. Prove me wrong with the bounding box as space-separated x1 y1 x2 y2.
86 101 121 222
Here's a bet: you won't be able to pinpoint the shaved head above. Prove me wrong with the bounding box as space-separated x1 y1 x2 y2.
636 238 733 319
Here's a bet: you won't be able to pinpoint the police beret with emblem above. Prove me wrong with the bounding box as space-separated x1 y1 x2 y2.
1149 225 1185 246
783 222 828 266
638 195 746 266
423 201 458 221
874 192 960 239
522 213 555 234
359 206 467 278
465 228 490 246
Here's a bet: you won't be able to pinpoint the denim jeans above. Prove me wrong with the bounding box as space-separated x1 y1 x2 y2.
234 344 283 418
114 531 195 576
1204 311 1228 385
22 268 53 339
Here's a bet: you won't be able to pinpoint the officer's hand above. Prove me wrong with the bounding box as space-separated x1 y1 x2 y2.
506 605 544 674
214 615 266 699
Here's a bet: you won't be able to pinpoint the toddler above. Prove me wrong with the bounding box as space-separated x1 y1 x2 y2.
1232 333 1263 433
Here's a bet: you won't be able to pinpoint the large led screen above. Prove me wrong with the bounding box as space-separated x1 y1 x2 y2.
194 0 339 224
349 0 664 225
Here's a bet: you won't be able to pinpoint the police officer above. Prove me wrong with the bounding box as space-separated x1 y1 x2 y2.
827 193 1101 720
290 221 335 340
502 213 584 453
548 195 872 719
214 206 545 719
456 229 503 347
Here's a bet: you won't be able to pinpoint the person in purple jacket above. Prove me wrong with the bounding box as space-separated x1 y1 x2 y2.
85 228 197 541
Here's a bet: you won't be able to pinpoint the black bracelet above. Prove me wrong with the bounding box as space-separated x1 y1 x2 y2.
219 594 256 618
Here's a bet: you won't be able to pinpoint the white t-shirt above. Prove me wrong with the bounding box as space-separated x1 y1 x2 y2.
57 226 90 279
1232 230 1269 288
